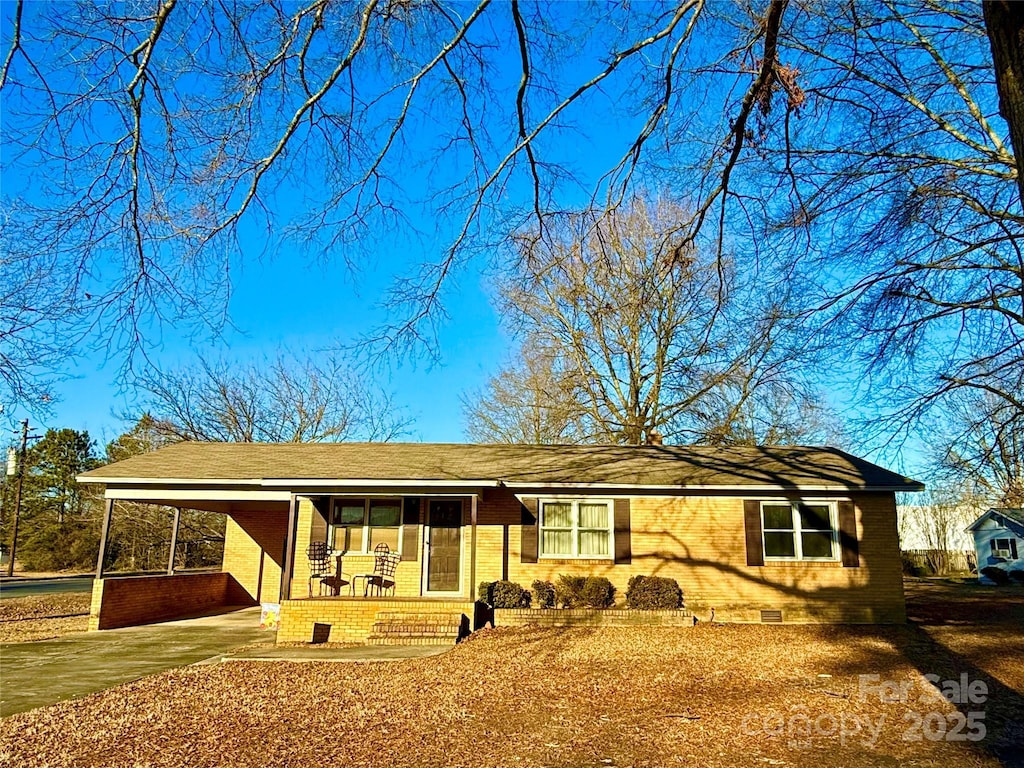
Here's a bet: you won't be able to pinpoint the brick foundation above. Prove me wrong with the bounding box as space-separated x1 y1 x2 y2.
494 607 693 628
89 572 256 631
277 597 477 643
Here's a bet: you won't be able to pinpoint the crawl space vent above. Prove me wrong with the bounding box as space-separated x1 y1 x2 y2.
760 609 783 624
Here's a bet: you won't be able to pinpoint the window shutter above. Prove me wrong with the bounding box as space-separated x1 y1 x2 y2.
838 500 859 567
401 497 420 561
743 500 764 567
614 499 631 564
310 497 329 545
1012 539 1019 560
521 498 539 563
991 539 998 557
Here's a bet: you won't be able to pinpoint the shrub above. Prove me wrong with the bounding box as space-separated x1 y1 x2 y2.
554 575 616 608
554 575 587 608
477 580 530 608
980 566 1010 585
1008 570 1024 585
581 576 616 608
532 580 556 608
625 575 683 610
901 552 933 578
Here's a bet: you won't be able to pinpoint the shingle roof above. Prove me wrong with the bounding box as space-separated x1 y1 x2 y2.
988 508 1024 526
78 442 923 491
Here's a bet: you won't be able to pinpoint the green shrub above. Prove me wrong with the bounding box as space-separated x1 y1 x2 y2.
980 566 1010 585
625 575 683 609
581 576 616 608
477 580 530 608
554 575 587 607
1008 570 1024 585
532 580 556 608
554 575 616 608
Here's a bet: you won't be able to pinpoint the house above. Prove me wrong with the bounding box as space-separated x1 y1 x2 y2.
966 508 1024 583
77 442 923 641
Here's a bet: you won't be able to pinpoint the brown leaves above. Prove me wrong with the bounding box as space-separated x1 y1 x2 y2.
0 618 1010 768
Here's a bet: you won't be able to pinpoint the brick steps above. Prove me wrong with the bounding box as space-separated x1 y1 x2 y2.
366 610 464 645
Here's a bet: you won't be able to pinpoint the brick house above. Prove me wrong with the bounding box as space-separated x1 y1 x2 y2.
78 442 922 641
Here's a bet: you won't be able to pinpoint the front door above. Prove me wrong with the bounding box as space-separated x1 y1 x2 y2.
426 500 462 594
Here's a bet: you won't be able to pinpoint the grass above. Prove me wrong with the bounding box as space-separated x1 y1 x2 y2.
0 579 1021 768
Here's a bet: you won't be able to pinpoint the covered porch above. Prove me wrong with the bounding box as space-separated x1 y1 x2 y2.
88 481 490 643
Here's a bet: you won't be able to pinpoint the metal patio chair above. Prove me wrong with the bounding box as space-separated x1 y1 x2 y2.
365 542 399 597
306 542 342 597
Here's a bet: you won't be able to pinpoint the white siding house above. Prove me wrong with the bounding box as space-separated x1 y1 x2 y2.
967 508 1024 584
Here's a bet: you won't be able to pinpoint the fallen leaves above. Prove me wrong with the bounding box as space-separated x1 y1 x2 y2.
0 593 91 642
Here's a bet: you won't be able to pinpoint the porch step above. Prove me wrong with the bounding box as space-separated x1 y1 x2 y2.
366 610 466 645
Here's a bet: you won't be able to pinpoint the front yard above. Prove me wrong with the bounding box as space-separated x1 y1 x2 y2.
1 579 1021 768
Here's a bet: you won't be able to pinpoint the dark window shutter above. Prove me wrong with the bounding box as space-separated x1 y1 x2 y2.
401 497 420 561
743 500 764 567
838 500 859 567
614 499 631 564
310 497 329 545
521 498 539 563
1012 539 1019 559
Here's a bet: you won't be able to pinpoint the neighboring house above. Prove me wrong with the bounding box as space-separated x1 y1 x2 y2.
966 508 1024 583
77 442 923 641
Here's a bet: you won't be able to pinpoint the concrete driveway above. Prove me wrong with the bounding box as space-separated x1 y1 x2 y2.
0 607 271 717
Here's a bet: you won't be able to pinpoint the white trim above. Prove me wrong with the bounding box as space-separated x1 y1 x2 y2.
503 481 920 492
262 478 499 488
537 497 615 561
104 488 291 502
761 500 840 563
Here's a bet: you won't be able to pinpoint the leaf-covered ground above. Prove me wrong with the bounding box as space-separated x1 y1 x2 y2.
0 593 90 642
2 615 1021 768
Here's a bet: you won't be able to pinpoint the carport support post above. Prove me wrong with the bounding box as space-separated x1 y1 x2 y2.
280 495 299 602
95 497 114 578
167 507 181 575
470 493 478 602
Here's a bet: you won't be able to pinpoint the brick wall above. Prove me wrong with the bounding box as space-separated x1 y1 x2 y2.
89 572 255 630
222 509 289 603
479 487 907 624
277 597 475 643
494 608 693 627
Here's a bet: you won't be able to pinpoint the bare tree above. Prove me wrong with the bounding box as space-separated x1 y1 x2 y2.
133 351 412 443
930 391 1024 507
461 338 584 444
1 0 1019 454
470 196 832 446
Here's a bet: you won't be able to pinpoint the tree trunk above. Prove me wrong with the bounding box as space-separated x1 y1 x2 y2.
984 1 1024 205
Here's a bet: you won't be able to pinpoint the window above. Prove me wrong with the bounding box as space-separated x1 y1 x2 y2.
761 501 837 561
330 498 402 554
540 499 612 558
992 538 1016 558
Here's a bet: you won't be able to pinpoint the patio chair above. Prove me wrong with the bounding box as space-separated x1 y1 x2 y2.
365 542 399 597
306 542 338 597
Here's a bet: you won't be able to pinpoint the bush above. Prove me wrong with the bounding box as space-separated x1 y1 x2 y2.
532 580 556 608
625 575 683 610
980 566 1010 585
477 580 530 608
554 575 587 607
1008 570 1024 585
581 576 616 608
901 552 934 578
554 575 616 608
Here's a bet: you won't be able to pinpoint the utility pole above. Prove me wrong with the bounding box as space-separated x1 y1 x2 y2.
5 420 29 578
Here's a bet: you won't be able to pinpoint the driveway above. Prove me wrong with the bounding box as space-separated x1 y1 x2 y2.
0 606 271 717
0 576 95 599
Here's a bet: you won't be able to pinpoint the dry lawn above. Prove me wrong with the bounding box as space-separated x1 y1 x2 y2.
1 580 1021 768
0 593 90 643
